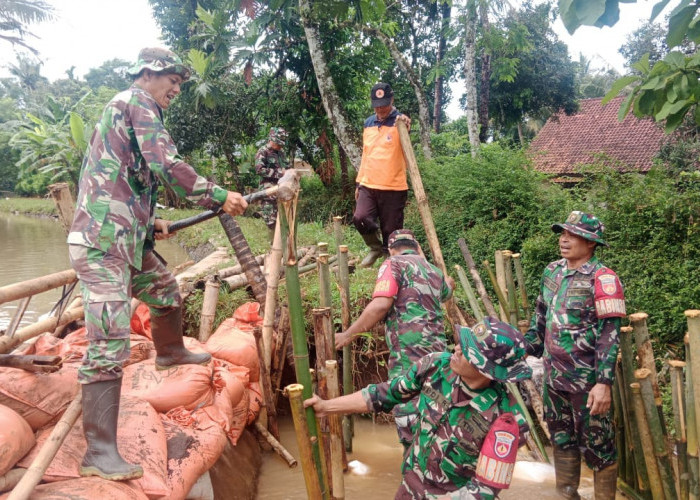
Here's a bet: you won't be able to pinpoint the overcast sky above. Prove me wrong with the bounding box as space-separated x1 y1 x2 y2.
0 0 678 119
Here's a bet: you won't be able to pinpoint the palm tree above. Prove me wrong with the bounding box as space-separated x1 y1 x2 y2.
0 0 55 54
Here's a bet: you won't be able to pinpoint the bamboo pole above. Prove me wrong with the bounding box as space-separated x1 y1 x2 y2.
630 382 666 500
333 216 343 253
686 333 700 500
338 245 353 453
262 215 284 371
482 260 510 320
313 308 335 385
279 195 329 497
455 265 481 321
618 477 648 500
457 238 497 317
318 254 332 309
0 304 83 354
494 250 508 321
512 253 530 322
669 360 689 500
8 390 82 500
253 326 278 439
286 384 325 500
619 326 651 492
0 269 77 306
198 279 220 342
396 120 464 332
254 421 297 468
48 182 75 235
635 368 677 500
629 312 665 431
326 360 345 499
613 361 630 486
5 296 31 338
502 250 519 324
271 305 291 407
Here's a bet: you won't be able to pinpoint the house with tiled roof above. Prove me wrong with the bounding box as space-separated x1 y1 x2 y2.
529 96 668 183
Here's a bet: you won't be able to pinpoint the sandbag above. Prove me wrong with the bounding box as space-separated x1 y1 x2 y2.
228 390 250 446
247 381 263 425
0 404 35 476
122 358 214 414
62 327 153 366
0 476 149 500
18 396 170 499
204 319 259 382
212 360 246 408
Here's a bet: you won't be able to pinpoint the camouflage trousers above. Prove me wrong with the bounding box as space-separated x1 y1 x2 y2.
258 183 278 229
68 244 181 384
543 384 616 470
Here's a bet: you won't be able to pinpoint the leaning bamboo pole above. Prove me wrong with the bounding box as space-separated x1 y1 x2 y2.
629 312 665 431
279 194 329 497
254 421 297 468
0 269 77 306
198 279 220 342
494 250 508 321
482 260 510 320
635 368 677 500
337 245 354 453
502 250 519 324
0 304 83 354
512 253 530 322
454 264 481 320
669 360 689 500
286 384 324 500
613 361 631 487
8 390 82 500
457 239 496 317
686 333 700 500
253 326 278 439
0 469 25 494
630 382 666 500
326 360 345 499
262 214 284 370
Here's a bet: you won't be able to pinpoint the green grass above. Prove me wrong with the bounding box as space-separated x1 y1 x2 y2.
0 197 57 216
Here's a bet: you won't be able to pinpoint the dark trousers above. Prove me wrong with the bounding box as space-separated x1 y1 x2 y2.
352 186 408 250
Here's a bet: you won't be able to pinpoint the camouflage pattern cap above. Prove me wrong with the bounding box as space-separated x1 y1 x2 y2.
552 211 607 246
127 47 191 81
269 127 288 146
458 317 532 382
387 229 417 248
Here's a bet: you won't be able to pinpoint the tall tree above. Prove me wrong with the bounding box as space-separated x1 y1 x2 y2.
433 1 451 133
463 0 481 156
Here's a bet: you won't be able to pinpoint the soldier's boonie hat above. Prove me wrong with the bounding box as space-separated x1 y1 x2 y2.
127 47 191 81
269 127 288 146
552 211 607 246
387 229 417 248
371 82 394 107
458 317 532 382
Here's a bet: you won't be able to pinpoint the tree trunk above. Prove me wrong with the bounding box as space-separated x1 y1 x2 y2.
338 145 350 199
363 26 432 160
463 0 480 157
433 2 451 134
299 0 362 170
478 1 491 143
223 147 243 192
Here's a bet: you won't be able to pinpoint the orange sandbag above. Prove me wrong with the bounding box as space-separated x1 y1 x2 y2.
228 390 250 446
61 327 153 366
231 302 264 330
122 358 214 414
213 360 246 408
0 362 79 430
163 412 228 500
0 476 149 500
130 302 152 339
247 381 263 425
205 319 259 382
18 396 170 499
0 404 35 475
16 334 84 363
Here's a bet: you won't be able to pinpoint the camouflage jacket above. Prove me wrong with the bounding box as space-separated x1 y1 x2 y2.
373 250 452 380
254 144 287 186
524 256 626 392
362 353 527 499
67 85 227 270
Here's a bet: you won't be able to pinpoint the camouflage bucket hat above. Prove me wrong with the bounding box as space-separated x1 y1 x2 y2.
269 127 288 146
387 229 417 248
458 317 532 383
552 211 607 246
127 47 191 81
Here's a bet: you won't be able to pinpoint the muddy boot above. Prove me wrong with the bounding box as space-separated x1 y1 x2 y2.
359 230 384 268
594 463 618 500
80 379 143 481
151 306 211 370
553 446 581 499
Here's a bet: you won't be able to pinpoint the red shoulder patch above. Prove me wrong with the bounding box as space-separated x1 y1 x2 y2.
594 268 626 318
372 261 398 298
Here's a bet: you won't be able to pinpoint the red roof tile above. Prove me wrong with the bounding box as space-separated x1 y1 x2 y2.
529 97 667 179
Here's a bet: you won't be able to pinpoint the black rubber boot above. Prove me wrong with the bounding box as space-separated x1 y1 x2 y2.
80 379 144 481
151 306 211 370
553 446 582 499
594 463 618 500
359 230 384 268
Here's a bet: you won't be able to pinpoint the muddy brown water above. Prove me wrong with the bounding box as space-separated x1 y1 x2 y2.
0 212 189 331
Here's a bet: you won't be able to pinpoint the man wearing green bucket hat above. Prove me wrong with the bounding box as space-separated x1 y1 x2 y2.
306 317 532 499
67 47 248 481
524 211 626 499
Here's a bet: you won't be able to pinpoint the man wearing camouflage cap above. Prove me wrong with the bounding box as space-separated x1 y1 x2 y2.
307 317 532 499
524 211 626 499
335 229 453 448
254 127 289 242
67 47 247 481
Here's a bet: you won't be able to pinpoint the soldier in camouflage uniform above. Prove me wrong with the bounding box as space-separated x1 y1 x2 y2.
254 127 288 241
67 47 248 481
335 229 453 448
524 211 626 500
308 316 532 499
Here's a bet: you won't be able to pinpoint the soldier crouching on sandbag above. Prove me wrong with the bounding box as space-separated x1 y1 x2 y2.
306 317 532 499
66 47 247 481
